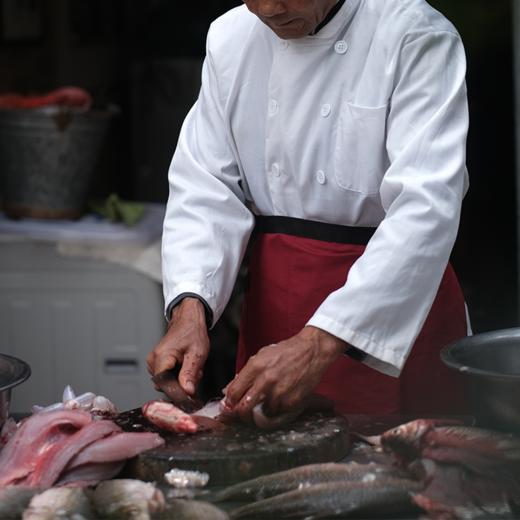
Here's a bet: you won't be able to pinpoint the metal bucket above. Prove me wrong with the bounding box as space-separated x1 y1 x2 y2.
0 108 113 219
0 353 31 430
441 328 520 433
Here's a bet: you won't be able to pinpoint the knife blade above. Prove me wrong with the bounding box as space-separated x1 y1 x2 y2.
152 367 204 413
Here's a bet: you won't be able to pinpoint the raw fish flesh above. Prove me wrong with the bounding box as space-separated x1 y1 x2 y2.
56 461 125 488
25 420 121 488
66 432 164 469
0 410 91 488
142 400 223 433
142 401 198 433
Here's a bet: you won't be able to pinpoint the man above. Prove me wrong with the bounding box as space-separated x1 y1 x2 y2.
147 0 469 422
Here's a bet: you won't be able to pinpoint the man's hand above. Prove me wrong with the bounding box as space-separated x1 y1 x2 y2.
146 298 209 395
224 326 347 423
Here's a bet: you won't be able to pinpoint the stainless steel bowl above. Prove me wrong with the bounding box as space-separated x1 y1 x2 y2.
0 353 31 429
441 328 520 433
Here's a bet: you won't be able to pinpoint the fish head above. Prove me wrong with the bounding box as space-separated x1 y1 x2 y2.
380 419 436 460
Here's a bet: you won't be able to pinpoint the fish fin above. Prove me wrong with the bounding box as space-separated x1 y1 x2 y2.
351 432 382 446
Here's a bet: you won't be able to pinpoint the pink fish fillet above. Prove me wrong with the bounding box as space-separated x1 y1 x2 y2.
25 420 121 489
56 461 126 488
142 401 199 433
0 410 92 488
66 432 164 469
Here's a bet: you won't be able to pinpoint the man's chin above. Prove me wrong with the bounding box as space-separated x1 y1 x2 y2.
265 19 309 39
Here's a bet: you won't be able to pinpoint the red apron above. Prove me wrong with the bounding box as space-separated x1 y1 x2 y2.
237 217 468 415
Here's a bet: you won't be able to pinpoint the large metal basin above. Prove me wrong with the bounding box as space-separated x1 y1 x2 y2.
441 328 520 433
0 354 31 430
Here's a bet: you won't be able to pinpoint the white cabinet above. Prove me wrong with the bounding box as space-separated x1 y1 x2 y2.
0 240 164 413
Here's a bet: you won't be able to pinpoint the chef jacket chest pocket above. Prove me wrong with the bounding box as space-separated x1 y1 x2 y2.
335 102 389 195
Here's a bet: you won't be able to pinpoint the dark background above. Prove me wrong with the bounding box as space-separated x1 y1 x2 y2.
0 0 516 392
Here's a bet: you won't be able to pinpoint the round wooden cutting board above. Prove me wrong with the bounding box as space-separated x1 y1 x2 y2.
115 409 351 486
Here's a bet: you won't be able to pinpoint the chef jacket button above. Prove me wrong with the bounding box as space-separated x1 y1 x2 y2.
316 170 326 185
334 40 348 54
280 40 289 49
321 104 331 117
272 163 281 177
268 99 278 115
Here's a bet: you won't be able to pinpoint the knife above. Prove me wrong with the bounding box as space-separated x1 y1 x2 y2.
152 366 204 413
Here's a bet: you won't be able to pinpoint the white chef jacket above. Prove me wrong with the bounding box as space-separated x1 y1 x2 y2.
162 0 469 377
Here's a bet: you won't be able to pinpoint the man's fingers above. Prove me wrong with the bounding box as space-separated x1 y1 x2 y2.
179 349 208 395
154 351 180 376
267 390 303 417
235 385 266 424
146 351 155 375
225 359 258 407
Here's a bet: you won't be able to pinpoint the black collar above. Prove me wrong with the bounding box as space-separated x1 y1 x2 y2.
312 0 346 35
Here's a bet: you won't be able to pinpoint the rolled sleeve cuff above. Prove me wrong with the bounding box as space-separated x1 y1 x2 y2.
164 282 219 329
306 314 405 378
166 293 214 330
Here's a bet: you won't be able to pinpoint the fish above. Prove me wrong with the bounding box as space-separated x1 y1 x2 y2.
33 386 118 418
0 487 39 519
251 393 333 431
206 461 411 503
90 395 119 417
55 461 125 488
413 494 517 520
142 401 199 433
378 418 461 459
229 477 424 519
142 400 223 434
0 410 92 488
215 392 334 431
65 432 164 469
63 385 76 402
23 487 93 519
0 417 18 448
152 369 204 413
0 406 165 490
25 420 121 488
410 458 520 519
88 479 165 519
33 393 97 415
155 499 229 520
420 426 520 468
380 419 520 472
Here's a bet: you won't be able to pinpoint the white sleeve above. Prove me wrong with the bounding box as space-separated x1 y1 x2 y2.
161 31 254 326
307 31 469 376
